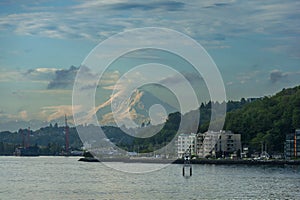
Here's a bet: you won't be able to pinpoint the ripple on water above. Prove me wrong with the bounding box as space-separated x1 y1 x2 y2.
0 157 299 200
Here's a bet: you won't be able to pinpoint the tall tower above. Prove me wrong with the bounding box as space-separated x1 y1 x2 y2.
26 127 30 148
22 129 25 148
65 115 69 153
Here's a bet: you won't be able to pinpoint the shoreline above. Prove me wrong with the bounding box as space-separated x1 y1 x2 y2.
78 157 300 165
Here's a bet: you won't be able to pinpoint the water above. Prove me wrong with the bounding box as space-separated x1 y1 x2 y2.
0 157 299 200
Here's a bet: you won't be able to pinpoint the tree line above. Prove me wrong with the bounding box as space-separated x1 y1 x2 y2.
1 85 299 155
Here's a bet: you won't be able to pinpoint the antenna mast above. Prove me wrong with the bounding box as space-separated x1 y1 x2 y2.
65 115 69 153
26 127 30 148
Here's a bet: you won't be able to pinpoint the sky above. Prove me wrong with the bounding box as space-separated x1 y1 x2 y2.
0 0 299 130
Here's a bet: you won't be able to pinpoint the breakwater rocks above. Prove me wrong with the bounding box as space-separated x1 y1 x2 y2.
187 159 300 165
78 157 300 165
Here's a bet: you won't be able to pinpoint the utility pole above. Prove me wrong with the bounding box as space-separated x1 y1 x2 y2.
26 127 30 148
22 130 25 148
65 115 69 154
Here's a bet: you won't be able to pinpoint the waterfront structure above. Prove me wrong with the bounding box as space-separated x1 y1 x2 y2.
200 131 220 158
285 129 300 159
215 131 241 157
14 127 39 156
197 131 241 158
15 146 39 156
241 146 249 158
177 133 197 158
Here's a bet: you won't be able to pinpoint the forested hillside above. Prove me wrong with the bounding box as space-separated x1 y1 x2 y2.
224 86 300 153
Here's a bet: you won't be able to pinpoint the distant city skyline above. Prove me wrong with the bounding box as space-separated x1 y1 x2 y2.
0 0 299 128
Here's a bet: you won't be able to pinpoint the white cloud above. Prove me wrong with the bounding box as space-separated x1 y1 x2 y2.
40 105 81 122
0 67 60 83
99 70 120 86
0 0 298 50
263 42 300 59
0 110 29 121
26 67 57 81
35 68 57 73
236 70 262 84
0 69 23 82
1 0 300 125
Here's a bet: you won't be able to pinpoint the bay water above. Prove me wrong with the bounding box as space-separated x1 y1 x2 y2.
0 156 299 199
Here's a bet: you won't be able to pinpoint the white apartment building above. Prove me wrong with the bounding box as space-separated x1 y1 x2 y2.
177 133 197 158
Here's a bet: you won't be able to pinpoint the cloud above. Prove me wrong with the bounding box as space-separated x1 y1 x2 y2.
160 72 203 85
0 67 30 82
109 1 185 11
0 67 59 84
122 50 164 61
99 70 120 86
40 105 80 122
269 70 287 83
0 110 29 121
237 70 262 84
1 0 300 125
25 67 57 82
0 0 298 51
204 2 233 8
269 69 300 83
264 43 300 59
23 64 118 93
47 66 78 89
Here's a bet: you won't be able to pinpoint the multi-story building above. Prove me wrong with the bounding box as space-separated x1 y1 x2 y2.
215 131 241 155
197 130 241 158
196 134 204 157
285 129 300 159
201 131 221 158
177 133 197 158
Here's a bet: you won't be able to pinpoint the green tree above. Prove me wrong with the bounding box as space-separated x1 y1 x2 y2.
292 109 300 129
